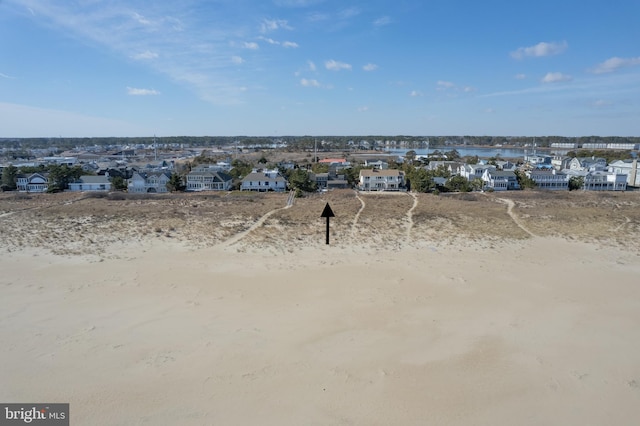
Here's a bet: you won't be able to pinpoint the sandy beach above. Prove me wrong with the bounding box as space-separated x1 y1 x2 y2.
2 190 640 425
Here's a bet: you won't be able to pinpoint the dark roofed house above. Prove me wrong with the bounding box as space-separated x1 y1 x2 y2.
186 168 233 191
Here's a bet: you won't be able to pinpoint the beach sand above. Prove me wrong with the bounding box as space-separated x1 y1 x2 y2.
1 191 640 425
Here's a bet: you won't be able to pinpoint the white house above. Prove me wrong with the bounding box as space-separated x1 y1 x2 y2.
16 173 49 193
526 169 569 190
358 169 405 191
459 164 495 181
128 171 171 193
567 157 607 172
68 175 112 192
583 171 627 191
240 169 287 192
186 169 233 191
482 169 519 191
608 159 639 187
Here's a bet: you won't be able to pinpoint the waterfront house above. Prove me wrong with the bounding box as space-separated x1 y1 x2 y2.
358 169 405 191
482 170 519 191
68 175 112 192
526 169 569 190
186 168 233 191
16 173 49 193
240 169 287 192
128 171 171 193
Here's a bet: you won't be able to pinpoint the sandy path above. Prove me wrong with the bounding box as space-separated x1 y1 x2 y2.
351 190 366 236
498 197 537 237
220 191 294 247
405 192 418 242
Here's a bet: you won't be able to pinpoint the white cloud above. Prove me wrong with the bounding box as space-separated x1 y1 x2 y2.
510 41 568 59
590 56 640 74
463 86 476 93
300 78 321 87
260 19 293 33
131 12 151 26
242 42 259 50
514 73 526 80
541 72 572 83
307 61 316 71
357 106 369 112
231 56 244 64
409 90 423 97
0 72 15 79
437 80 456 89
127 87 160 95
325 59 352 71
282 41 299 48
363 63 378 71
261 37 279 45
131 50 158 60
373 16 391 26
484 108 496 114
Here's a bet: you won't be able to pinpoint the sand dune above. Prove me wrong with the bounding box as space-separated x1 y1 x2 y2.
1 191 640 425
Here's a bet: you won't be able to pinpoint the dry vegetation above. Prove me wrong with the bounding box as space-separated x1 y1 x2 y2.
1 189 639 256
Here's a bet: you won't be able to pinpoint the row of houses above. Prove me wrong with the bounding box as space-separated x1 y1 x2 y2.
7 156 638 194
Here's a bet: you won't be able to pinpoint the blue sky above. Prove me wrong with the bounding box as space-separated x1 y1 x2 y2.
1 0 639 138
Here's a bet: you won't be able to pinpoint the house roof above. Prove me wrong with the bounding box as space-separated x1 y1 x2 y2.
77 175 110 184
241 172 286 182
188 170 233 181
359 169 404 177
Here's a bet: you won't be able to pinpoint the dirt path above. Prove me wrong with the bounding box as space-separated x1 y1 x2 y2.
406 192 418 242
220 191 294 247
497 197 537 238
351 190 366 236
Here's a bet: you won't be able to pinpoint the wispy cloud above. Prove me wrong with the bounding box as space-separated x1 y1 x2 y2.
541 72 572 83
357 106 369 112
409 90 423 97
127 87 160 95
12 2 269 105
590 56 640 74
514 73 526 80
131 50 158 60
307 61 316 71
373 16 391 26
242 42 259 50
300 78 321 87
437 80 456 89
260 19 293 33
0 72 16 79
259 37 299 48
363 63 378 71
325 59 352 71
231 56 244 65
510 41 568 59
